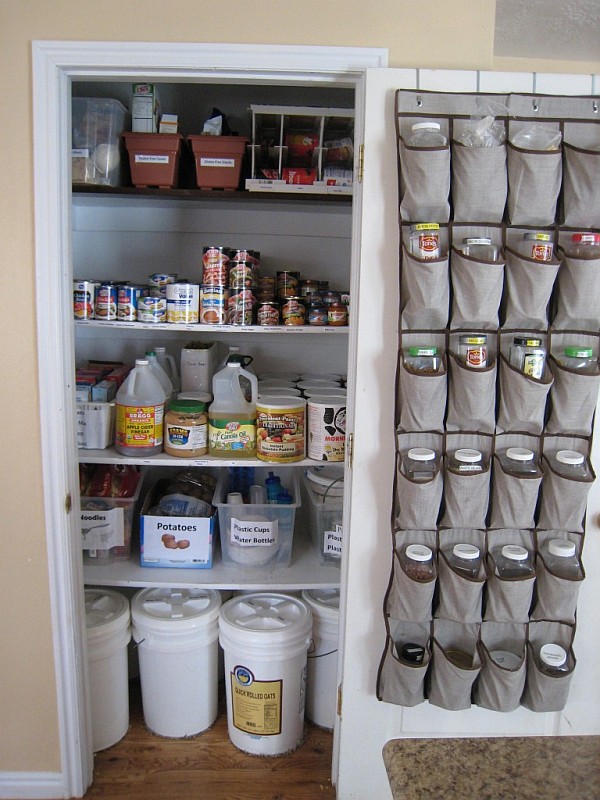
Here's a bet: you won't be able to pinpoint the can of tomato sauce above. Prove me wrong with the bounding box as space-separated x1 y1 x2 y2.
256 397 307 462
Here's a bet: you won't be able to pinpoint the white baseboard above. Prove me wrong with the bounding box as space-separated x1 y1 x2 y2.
0 772 67 799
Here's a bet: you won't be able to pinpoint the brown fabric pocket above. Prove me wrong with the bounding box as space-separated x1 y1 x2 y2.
506 138 562 226
483 529 536 623
451 139 507 223
386 530 437 622
428 619 481 711
474 621 527 712
522 620 576 713
377 619 431 707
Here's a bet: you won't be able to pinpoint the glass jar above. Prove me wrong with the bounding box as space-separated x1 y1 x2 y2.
407 121 447 147
517 231 554 261
403 346 441 373
328 301 348 326
402 447 438 481
458 334 487 368
400 543 435 582
509 336 546 379
448 448 484 473
459 237 499 262
563 232 600 258
164 399 208 458
550 449 590 479
448 543 481 578
409 223 441 260
555 345 598 374
538 643 570 676
492 544 535 579
307 300 329 326
543 538 583 580
396 642 426 664
497 446 539 476
445 649 472 669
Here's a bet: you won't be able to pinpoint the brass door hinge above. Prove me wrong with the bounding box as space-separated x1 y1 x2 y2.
65 492 72 514
337 683 343 717
358 144 364 183
347 433 354 469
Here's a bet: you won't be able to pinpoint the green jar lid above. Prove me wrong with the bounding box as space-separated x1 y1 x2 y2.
169 399 207 413
408 346 437 356
564 345 593 358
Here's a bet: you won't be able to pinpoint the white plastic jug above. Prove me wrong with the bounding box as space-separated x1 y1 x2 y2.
154 345 180 393
145 350 174 401
208 356 258 458
115 358 166 456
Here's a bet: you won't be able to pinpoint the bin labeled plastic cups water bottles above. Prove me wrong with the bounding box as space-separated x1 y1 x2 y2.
219 593 313 755
84 588 131 751
131 587 221 738
301 588 340 730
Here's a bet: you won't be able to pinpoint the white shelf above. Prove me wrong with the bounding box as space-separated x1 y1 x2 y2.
245 179 353 196
78 447 325 468
84 528 341 590
74 320 348 335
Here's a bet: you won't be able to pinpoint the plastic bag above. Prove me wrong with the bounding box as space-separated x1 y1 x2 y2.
457 100 508 148
510 124 562 151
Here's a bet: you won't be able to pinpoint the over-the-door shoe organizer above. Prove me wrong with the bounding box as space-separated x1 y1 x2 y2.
377 89 599 713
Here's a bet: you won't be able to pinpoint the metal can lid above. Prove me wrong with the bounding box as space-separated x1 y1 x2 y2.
501 544 529 561
407 346 438 356
505 446 534 462
513 336 542 347
407 447 436 462
454 448 482 463
556 449 585 466
524 232 552 242
462 237 492 246
548 538 577 558
459 335 487 344
411 121 441 132
564 345 593 358
405 543 433 562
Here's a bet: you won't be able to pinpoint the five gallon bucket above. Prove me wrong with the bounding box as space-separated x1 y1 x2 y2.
219 592 312 755
84 588 131 751
302 588 340 730
131 587 221 737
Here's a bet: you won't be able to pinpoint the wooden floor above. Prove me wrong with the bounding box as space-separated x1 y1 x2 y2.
82 681 337 800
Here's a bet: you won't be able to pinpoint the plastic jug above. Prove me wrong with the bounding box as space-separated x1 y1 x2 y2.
145 350 174 402
208 355 258 458
154 346 180 393
115 359 166 456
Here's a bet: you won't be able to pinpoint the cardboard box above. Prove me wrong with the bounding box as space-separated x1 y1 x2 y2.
77 402 115 449
180 341 218 393
132 83 160 133
140 479 216 568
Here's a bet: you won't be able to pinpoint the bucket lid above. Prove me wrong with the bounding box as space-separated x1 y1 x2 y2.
219 593 312 645
306 464 344 495
131 587 221 632
85 588 130 634
301 588 340 619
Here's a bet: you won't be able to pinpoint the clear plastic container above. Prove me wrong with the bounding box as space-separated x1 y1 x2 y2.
509 337 546 379
555 345 598 374
458 335 487 368
448 448 484 473
538 643 570 675
492 544 535 579
550 450 590 480
403 346 441 373
497 446 539 476
407 122 447 147
409 223 441 259
459 237 499 262
402 447 438 481
543 538 583 580
400 544 435 582
563 232 600 258
448 543 481 578
517 231 554 261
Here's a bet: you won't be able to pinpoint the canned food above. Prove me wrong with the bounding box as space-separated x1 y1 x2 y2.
137 294 167 323
200 284 228 325
149 273 178 287
73 279 98 320
231 249 260 267
281 296 306 326
166 282 200 324
308 301 328 326
256 397 307 462
202 246 230 266
227 288 254 325
410 223 441 260
300 279 320 298
117 284 143 321
459 334 488 368
307 397 346 462
229 261 256 289
257 300 280 326
277 270 300 300
257 276 275 301
321 291 340 306
94 283 118 320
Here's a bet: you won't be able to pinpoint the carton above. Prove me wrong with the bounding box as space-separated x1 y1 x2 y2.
77 402 115 449
131 83 160 133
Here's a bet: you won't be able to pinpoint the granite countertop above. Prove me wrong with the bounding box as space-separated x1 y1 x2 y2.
383 735 600 800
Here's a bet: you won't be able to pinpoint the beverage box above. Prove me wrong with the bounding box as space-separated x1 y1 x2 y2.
213 468 300 568
72 97 128 186
140 478 216 569
81 468 142 562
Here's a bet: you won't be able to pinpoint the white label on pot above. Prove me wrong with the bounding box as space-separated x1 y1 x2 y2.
135 154 170 164
231 518 278 547
200 157 235 168
72 148 90 158
324 524 343 555
80 508 124 550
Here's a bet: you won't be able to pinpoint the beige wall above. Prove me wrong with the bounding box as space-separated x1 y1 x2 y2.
1 0 598 779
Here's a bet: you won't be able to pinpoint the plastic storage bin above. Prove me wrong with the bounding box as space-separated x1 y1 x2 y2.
187 135 248 189
122 132 183 188
301 465 344 564
213 468 300 567
72 98 128 186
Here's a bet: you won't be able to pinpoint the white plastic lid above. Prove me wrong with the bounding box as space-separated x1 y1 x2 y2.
131 587 221 630
85 588 129 630
412 121 441 131
219 593 312 641
256 396 307 409
453 543 480 560
405 544 433 562
136 358 149 366
306 464 344 492
506 447 534 462
540 643 567 669
489 650 522 670
178 391 212 403
501 544 529 561
548 538 577 558
302 588 340 618
454 448 482 463
407 447 436 462
556 450 585 466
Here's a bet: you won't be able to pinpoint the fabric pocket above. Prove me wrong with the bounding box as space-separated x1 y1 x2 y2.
562 123 600 228
451 139 507 223
522 620 576 713
400 241 450 329
396 333 447 432
484 529 536 623
530 531 584 624
446 346 497 434
399 132 451 222
449 245 505 330
537 437 595 533
474 621 527 712
552 249 600 330
376 619 431 707
435 529 486 623
489 435 543 529
395 433 444 530
428 619 481 711
440 433 493 529
546 333 600 436
506 136 562 226
386 530 437 622
496 344 553 435
503 245 560 330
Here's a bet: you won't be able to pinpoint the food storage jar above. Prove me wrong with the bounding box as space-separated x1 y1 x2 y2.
543 538 583 580
407 122 447 147
509 336 546 379
400 544 435 581
492 544 535 579
555 345 597 373
447 448 484 473
409 223 441 259
402 447 438 481
563 232 600 258
459 237 499 262
448 543 482 578
550 450 590 480
458 334 488 368
497 446 539 476
538 643 570 675
403 345 441 373
517 231 554 261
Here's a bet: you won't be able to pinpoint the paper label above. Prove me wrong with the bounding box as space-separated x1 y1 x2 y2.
231 666 282 735
200 157 235 168
135 154 170 164
209 417 255 453
324 524 343 556
72 148 90 158
141 515 212 565
116 404 163 449
230 518 278 547
81 508 124 550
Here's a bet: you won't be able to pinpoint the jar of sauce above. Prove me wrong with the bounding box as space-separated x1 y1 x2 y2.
409 223 441 260
458 334 488 368
328 302 348 326
509 336 546 379
563 232 600 258
517 231 554 261
307 300 328 326
164 399 208 458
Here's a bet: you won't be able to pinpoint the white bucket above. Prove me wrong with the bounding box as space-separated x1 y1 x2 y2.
84 588 131 752
131 587 221 738
302 588 340 730
219 593 312 755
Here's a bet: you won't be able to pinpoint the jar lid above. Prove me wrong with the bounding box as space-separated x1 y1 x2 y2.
411 222 440 231
564 345 593 358
540 643 567 669
411 121 441 132
400 642 426 664
454 448 482 463
405 543 433 562
505 447 534 462
407 346 438 356
407 447 436 462
169 398 207 413
459 335 487 344
548 538 577 558
513 336 542 347
462 237 492 246
453 543 480 560
556 449 585 466
178 391 213 403
524 232 552 242
570 232 600 245
501 544 529 561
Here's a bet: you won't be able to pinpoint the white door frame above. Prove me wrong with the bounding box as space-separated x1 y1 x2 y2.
31 40 386 798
